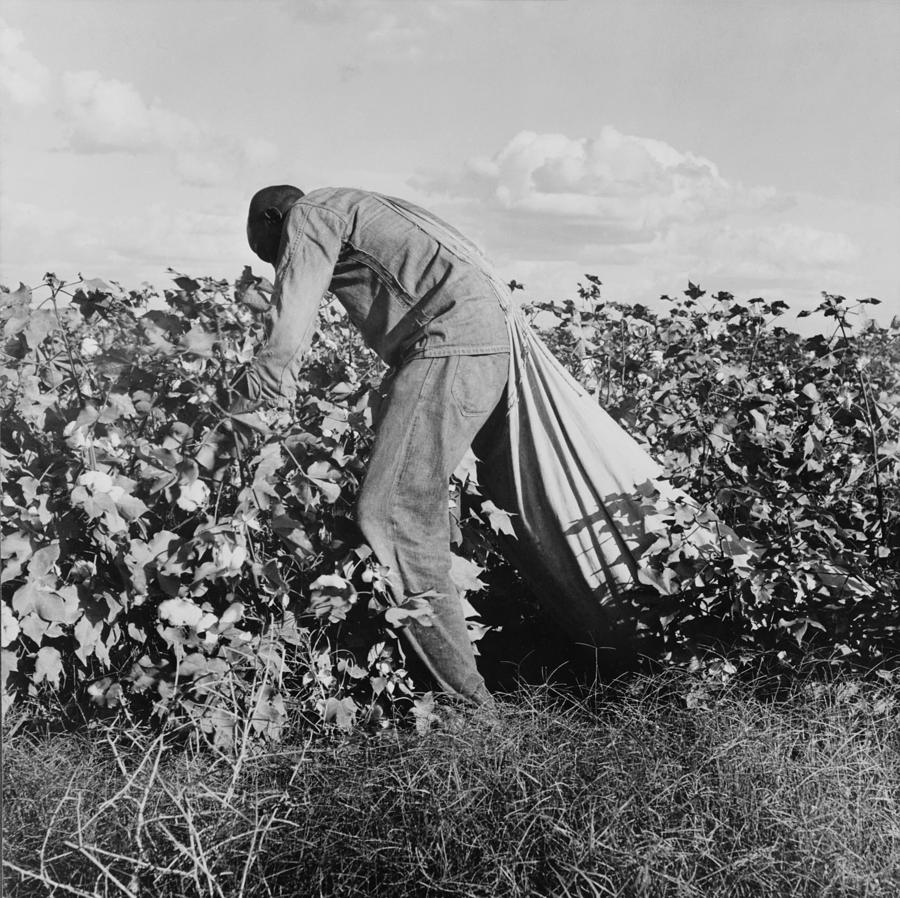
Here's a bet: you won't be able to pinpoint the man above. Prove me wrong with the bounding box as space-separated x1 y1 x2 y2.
235 185 512 705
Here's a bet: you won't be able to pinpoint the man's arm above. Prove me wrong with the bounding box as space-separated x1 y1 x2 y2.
230 202 347 411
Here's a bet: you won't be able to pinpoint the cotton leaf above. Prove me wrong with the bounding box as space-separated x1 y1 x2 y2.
230 410 271 436
642 514 670 536
28 543 60 579
35 588 80 624
1 604 20 648
34 646 63 689
323 696 357 731
307 460 341 481
452 448 480 488
87 677 122 707
251 685 287 739
749 409 767 434
98 393 137 423
115 491 148 521
309 575 356 622
239 284 271 311
481 500 517 537
12 582 44 616
450 554 486 595
217 602 245 630
23 309 58 347
272 513 315 558
412 691 438 735
1 532 33 584
801 383 821 401
637 565 678 596
170 271 202 292
74 615 103 664
1 648 19 680
81 277 112 294
180 326 216 357
385 593 436 628
310 476 341 504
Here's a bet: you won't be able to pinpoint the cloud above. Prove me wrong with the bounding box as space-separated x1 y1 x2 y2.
410 127 864 304
0 196 245 286
405 127 874 319
60 70 277 186
0 18 50 106
415 128 788 244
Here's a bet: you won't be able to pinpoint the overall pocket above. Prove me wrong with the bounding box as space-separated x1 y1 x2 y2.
451 354 509 417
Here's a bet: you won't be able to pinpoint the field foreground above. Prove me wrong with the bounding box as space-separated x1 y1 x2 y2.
3 671 899 898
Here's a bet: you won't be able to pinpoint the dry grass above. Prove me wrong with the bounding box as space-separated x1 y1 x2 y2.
3 671 900 897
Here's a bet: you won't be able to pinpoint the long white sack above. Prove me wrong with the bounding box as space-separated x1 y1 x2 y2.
482 300 749 651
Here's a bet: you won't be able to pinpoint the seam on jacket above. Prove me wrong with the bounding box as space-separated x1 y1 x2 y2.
290 199 350 229
372 194 486 271
342 239 417 310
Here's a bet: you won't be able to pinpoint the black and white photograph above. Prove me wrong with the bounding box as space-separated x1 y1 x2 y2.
2 1 899 895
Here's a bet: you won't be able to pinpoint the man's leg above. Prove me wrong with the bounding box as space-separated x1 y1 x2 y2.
357 353 509 703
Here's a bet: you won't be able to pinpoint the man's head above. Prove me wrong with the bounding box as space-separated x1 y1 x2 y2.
246 185 305 264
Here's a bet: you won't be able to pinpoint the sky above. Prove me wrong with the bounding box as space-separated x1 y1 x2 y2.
1 0 898 328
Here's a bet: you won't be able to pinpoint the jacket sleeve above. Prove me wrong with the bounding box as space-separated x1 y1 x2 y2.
230 202 347 410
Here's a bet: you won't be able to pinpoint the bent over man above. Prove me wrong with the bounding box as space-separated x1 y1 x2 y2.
235 185 511 704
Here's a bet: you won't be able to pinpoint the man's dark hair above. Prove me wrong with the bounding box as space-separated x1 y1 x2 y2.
247 185 305 264
247 185 305 225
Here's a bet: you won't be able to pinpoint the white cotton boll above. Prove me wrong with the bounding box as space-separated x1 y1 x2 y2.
158 598 206 628
213 543 247 573
158 601 218 634
310 574 349 591
78 470 114 493
64 421 90 449
80 336 101 358
176 480 210 511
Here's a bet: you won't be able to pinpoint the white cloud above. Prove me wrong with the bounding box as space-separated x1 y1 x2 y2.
411 128 865 308
60 70 277 186
0 18 50 106
416 128 787 240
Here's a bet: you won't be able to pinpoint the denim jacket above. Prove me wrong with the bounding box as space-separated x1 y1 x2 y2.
237 187 511 406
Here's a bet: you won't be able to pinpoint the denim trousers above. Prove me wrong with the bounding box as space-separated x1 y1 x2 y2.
356 352 510 704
